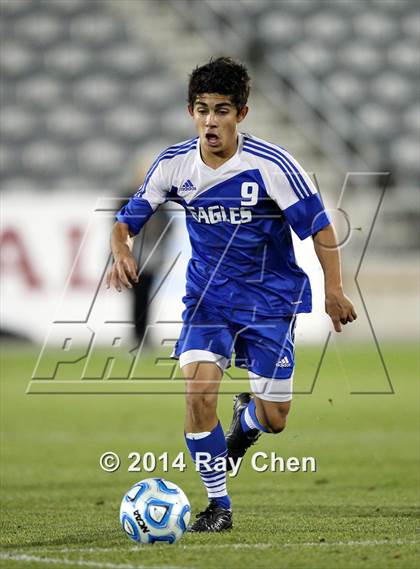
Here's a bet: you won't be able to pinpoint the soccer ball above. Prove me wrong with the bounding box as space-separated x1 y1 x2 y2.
120 478 191 544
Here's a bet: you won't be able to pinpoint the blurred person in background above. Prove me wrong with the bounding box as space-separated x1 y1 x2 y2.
118 157 171 347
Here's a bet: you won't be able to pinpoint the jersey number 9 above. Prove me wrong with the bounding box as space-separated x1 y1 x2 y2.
241 182 259 206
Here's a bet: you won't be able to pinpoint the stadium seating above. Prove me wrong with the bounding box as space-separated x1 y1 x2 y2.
0 0 192 192
1 0 417 249
180 0 418 249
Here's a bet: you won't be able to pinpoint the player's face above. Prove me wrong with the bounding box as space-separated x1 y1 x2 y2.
188 93 248 158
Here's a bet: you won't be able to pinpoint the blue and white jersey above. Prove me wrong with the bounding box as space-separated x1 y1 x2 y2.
117 133 330 316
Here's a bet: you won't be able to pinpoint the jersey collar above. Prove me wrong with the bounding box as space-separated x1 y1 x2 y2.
196 132 244 173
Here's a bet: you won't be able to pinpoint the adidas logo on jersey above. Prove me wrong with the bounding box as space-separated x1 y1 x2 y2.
178 179 197 195
275 356 291 368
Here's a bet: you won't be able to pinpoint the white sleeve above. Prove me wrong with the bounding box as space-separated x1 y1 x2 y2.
262 151 330 240
116 159 169 235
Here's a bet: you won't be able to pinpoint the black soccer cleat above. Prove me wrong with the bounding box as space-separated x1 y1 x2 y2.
189 501 233 532
225 392 261 472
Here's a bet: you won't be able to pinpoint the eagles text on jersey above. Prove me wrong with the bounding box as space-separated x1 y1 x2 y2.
116 133 330 316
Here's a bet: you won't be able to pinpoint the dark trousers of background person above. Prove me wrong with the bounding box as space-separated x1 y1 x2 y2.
132 272 154 345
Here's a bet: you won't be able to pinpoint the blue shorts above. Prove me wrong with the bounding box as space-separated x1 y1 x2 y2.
173 302 296 380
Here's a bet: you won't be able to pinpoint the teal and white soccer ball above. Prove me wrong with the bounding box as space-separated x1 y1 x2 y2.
120 478 191 544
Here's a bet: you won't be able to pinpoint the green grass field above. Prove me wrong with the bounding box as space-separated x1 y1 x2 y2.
1 343 419 569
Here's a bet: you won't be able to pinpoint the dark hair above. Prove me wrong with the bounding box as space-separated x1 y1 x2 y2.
188 57 251 112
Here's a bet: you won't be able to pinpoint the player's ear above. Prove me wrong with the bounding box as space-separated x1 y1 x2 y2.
188 104 194 117
236 105 249 123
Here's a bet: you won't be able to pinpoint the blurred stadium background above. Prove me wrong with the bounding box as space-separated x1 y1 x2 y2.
1 0 419 352
1 3 419 567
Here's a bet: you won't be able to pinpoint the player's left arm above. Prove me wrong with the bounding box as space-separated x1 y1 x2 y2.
312 224 357 332
261 148 357 332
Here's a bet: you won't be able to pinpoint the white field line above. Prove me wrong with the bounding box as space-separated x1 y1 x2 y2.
20 544 271 553
0 553 188 569
2 539 418 556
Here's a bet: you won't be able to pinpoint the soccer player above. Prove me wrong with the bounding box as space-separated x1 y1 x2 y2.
107 57 357 532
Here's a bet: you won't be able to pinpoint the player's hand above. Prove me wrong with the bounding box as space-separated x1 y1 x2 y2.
106 252 138 292
325 289 357 333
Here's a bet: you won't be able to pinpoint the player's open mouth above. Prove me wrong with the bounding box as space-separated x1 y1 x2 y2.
205 133 220 147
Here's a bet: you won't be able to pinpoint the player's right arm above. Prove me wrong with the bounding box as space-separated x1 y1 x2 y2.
107 155 169 291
